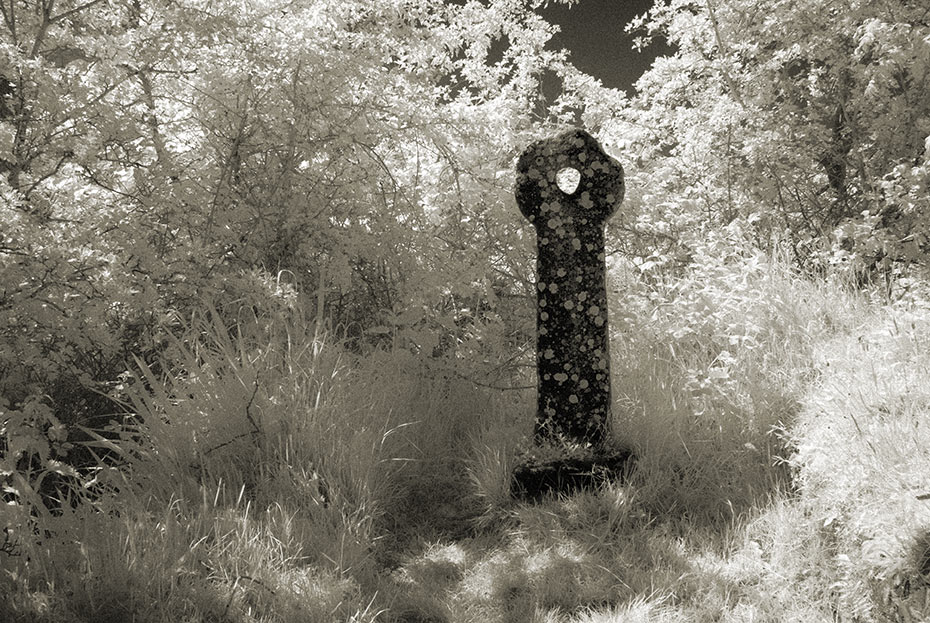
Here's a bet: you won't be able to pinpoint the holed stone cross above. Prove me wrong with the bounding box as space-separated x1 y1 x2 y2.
515 128 624 450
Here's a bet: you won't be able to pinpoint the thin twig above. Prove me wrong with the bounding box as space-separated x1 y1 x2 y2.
243 381 260 434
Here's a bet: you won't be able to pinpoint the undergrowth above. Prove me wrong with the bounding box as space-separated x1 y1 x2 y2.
3 237 930 622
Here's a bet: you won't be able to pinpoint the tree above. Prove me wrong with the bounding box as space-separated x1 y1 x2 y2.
612 0 930 280
0 0 604 503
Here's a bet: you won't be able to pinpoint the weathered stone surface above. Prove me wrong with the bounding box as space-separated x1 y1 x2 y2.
510 449 633 502
514 128 625 449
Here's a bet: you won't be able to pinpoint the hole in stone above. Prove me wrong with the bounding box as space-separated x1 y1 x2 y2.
556 167 581 194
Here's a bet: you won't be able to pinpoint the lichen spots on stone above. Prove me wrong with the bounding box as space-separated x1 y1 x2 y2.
514 127 624 448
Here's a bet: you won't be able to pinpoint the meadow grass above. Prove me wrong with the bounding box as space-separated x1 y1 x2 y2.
3 246 930 622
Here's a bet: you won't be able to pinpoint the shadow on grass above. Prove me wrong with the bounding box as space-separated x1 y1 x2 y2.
372 472 777 623
369 380 803 623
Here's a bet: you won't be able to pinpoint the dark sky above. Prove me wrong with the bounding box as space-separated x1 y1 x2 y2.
537 0 673 93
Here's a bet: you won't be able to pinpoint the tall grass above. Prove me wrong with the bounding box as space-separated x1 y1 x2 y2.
0 307 528 622
367 237 884 623
4 238 930 623
791 305 930 621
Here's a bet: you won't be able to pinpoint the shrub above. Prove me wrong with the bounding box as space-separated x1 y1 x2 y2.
608 226 868 521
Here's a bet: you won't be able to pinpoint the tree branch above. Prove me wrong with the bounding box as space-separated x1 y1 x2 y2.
29 0 55 58
705 0 745 106
0 0 16 43
49 0 104 24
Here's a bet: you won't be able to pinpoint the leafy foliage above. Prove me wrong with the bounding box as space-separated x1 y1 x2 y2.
0 0 590 526
0 0 588 592
0 0 589 420
791 310 930 621
611 0 930 281
3 0 930 620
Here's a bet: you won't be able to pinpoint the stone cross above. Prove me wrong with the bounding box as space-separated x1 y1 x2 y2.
515 128 624 449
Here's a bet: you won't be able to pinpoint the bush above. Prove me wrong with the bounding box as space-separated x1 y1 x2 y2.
608 226 868 521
